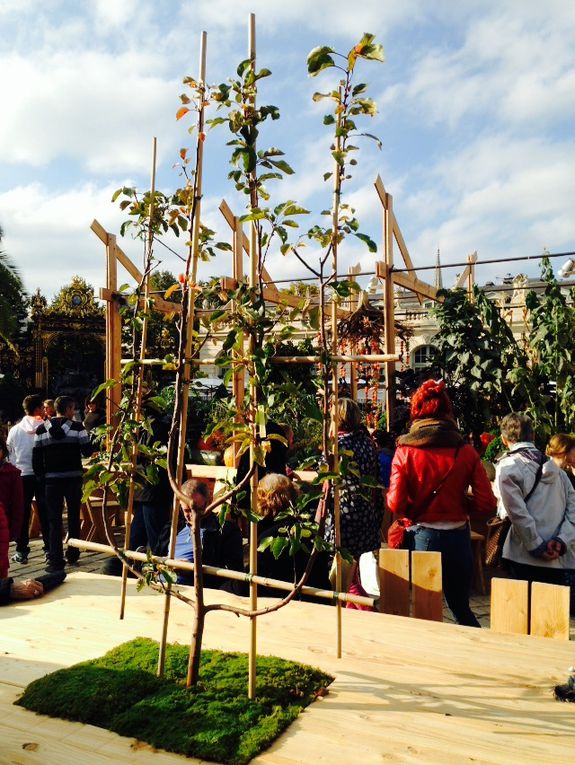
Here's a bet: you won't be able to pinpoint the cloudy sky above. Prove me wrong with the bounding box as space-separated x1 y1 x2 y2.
1 0 574 301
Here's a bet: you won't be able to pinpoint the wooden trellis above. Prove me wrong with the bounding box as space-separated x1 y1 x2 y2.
88 13 467 697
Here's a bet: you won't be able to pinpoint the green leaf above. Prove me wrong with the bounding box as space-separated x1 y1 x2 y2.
283 203 309 216
269 158 294 175
307 45 335 76
354 232 377 252
271 536 289 559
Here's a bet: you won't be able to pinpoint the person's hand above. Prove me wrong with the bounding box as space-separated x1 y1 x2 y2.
546 539 564 558
10 579 44 601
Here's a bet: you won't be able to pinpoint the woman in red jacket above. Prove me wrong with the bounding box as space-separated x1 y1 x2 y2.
387 380 496 626
0 435 24 579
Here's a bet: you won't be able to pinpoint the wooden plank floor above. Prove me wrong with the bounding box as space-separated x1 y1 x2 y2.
2 569 575 764
10 537 575 633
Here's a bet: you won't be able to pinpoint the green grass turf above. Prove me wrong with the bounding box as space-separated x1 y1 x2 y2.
16 637 334 764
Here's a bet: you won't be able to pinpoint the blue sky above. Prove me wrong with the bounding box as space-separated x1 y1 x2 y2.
1 0 574 300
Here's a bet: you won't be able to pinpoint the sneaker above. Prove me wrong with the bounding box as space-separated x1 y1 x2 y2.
11 551 28 564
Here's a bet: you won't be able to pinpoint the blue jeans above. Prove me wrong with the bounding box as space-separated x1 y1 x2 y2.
414 524 480 628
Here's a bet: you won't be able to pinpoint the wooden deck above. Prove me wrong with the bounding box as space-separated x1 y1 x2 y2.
2 568 575 764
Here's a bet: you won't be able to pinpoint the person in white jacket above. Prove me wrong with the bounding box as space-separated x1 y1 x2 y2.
495 413 575 591
6 394 49 563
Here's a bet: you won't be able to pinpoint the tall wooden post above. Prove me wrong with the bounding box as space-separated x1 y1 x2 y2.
330 87 344 659
382 191 396 430
247 12 259 701
232 216 245 467
105 234 122 430
348 263 361 401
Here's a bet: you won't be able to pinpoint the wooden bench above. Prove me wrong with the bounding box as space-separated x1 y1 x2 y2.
378 548 443 621
80 491 123 544
490 577 570 640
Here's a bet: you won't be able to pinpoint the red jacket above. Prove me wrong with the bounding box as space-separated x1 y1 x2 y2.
387 441 496 524
0 460 24 540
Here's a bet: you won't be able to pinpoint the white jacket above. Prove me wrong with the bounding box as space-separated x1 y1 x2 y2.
6 416 44 476
495 442 575 568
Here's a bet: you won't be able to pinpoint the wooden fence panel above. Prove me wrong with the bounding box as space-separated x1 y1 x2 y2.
411 551 443 622
530 581 570 641
378 549 410 616
490 577 529 635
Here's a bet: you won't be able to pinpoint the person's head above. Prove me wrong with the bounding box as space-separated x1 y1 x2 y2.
410 379 454 421
337 398 363 433
85 396 99 412
43 399 56 418
499 412 534 446
180 479 210 524
372 429 395 451
23 394 44 417
257 473 298 519
546 433 575 469
55 395 76 419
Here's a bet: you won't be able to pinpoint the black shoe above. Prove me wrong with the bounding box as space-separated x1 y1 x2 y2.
35 571 67 593
45 562 65 574
66 554 80 566
11 551 28 564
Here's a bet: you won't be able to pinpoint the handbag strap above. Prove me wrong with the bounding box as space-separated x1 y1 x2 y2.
524 452 546 502
412 444 462 520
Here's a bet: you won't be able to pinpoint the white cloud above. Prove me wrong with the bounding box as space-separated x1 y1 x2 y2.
0 51 181 173
93 0 138 28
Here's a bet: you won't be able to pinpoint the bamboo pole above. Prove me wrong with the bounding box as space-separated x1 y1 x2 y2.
159 31 208 680
232 216 245 467
331 87 343 659
68 539 377 608
104 235 121 433
119 137 157 619
247 11 258 701
122 354 399 366
382 191 396 431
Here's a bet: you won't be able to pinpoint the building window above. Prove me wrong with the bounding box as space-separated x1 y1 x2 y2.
412 344 436 369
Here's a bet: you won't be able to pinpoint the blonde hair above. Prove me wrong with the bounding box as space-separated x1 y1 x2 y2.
338 398 363 432
256 473 297 518
546 433 575 458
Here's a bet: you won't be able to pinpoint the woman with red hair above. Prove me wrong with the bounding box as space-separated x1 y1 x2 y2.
387 380 496 626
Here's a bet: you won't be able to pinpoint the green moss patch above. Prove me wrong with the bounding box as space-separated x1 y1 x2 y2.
17 637 333 764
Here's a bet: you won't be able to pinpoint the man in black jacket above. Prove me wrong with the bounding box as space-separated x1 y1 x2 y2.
33 396 93 572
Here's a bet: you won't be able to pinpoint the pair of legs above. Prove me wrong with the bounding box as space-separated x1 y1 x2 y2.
414 524 480 627
44 477 83 570
13 475 49 561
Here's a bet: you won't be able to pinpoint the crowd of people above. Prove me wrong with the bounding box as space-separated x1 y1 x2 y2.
2 382 575 627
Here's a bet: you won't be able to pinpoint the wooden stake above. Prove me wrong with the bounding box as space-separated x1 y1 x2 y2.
331 86 343 659
120 136 158 620
382 191 396 430
247 11 258 701
232 216 245 467
104 234 121 432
